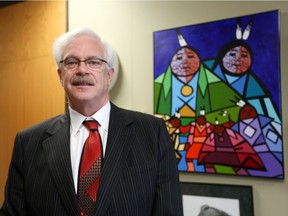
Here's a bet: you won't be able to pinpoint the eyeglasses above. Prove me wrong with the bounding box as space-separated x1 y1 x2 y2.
59 56 109 70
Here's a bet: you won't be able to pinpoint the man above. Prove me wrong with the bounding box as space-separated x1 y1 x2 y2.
0 27 183 216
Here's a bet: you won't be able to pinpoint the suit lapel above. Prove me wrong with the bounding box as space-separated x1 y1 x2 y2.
42 114 79 216
95 104 134 215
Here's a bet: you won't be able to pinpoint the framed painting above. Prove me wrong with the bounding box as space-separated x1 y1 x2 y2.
153 10 283 179
181 182 254 216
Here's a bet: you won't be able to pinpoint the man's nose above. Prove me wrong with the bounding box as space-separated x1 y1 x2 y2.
77 61 89 71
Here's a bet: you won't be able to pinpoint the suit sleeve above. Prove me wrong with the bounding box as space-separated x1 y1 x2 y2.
0 133 28 216
151 119 183 216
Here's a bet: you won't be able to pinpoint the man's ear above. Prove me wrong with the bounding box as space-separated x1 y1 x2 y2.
108 68 115 83
57 68 63 86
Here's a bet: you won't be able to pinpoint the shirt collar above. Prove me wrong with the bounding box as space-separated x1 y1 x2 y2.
69 101 111 135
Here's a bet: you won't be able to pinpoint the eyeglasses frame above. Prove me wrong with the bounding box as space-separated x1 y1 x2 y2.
59 56 109 70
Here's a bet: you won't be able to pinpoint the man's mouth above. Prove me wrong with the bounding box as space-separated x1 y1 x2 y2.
73 82 94 86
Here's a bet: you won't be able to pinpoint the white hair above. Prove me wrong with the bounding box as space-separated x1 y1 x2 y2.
52 27 115 68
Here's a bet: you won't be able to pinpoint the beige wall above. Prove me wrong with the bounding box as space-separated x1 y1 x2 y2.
68 1 288 216
0 1 66 204
0 1 287 215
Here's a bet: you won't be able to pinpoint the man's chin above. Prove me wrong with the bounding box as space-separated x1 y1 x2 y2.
68 92 95 103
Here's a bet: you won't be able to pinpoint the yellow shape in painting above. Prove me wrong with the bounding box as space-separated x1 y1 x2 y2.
168 127 177 135
179 104 196 117
181 85 193 96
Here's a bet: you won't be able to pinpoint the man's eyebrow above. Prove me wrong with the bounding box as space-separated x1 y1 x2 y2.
87 56 103 59
64 55 78 59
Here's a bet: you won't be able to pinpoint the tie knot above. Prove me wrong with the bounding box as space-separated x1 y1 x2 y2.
83 120 98 131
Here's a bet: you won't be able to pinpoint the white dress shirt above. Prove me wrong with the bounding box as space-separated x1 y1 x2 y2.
69 101 111 192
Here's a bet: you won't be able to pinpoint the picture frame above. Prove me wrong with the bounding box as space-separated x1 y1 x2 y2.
153 10 283 179
181 182 254 216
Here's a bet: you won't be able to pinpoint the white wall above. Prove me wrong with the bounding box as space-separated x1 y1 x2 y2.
68 1 288 215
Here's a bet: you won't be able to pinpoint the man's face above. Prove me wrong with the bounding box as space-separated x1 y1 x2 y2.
222 45 252 74
170 47 200 79
57 35 114 108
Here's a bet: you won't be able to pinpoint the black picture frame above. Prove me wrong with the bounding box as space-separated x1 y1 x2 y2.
180 182 254 216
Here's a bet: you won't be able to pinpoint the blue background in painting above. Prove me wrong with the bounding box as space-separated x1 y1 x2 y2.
153 10 281 112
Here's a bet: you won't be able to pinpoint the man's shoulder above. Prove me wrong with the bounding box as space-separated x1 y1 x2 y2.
20 114 68 135
111 103 163 125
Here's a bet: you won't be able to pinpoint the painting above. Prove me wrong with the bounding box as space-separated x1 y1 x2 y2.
181 182 254 216
153 10 283 179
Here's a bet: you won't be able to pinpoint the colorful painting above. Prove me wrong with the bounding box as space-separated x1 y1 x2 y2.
153 10 283 179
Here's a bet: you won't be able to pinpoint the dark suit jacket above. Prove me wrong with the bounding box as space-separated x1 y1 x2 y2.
1 103 183 216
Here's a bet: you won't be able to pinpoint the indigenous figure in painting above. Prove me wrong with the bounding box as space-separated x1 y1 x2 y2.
182 112 213 172
198 120 265 175
154 30 202 119
157 112 182 162
212 39 281 124
231 104 283 178
211 18 281 125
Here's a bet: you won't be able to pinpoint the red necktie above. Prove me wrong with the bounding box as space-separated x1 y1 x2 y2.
78 120 102 216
